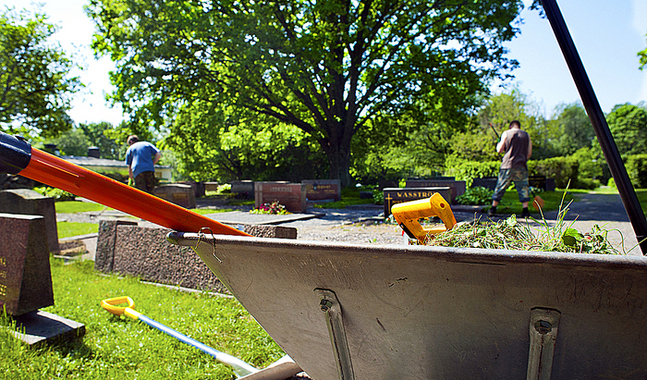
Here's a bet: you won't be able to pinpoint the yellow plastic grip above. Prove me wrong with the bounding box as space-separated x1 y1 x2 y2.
391 193 457 244
100 296 142 320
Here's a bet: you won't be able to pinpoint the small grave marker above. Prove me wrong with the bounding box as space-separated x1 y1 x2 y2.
383 187 451 217
153 184 196 209
303 179 341 202
406 179 466 204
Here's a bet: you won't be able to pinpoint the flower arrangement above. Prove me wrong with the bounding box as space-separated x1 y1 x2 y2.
250 201 291 215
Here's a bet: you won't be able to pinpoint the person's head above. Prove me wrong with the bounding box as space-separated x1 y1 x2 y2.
509 120 521 129
127 135 139 146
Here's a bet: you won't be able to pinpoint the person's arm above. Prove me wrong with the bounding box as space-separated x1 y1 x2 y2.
496 130 509 153
153 152 161 165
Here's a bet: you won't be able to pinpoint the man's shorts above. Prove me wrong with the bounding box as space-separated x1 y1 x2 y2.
491 168 530 203
134 171 157 193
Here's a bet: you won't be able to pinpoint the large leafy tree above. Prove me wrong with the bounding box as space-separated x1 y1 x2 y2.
0 7 81 138
603 103 647 158
88 0 524 186
551 102 594 156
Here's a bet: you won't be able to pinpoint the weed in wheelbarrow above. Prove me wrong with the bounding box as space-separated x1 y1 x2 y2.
424 202 623 255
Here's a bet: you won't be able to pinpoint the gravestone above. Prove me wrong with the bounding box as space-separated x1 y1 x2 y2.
406 179 466 204
0 189 59 254
0 213 54 316
94 220 139 273
231 180 254 198
303 179 341 202
254 182 307 213
383 187 451 217
153 184 196 209
472 177 498 190
205 182 219 193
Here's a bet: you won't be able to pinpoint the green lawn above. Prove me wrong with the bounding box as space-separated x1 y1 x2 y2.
55 201 108 214
1 259 284 379
57 222 99 238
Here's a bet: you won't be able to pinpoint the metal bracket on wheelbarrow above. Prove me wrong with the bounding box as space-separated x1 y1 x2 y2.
316 288 355 380
527 308 561 380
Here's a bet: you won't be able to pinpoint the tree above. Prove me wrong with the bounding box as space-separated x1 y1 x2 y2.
0 7 81 138
78 122 122 159
162 100 327 182
603 103 647 158
88 0 524 187
639 32 647 70
551 102 595 156
451 89 547 163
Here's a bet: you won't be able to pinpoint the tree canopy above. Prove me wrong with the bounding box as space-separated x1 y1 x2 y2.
604 103 647 158
88 0 525 186
0 7 81 138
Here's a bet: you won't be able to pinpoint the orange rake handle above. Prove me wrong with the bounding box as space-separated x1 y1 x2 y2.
0 133 249 236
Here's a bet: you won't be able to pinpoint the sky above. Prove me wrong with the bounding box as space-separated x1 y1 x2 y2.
1 0 646 125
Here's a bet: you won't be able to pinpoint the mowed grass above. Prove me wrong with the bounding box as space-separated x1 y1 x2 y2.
55 201 108 214
57 222 99 239
485 189 574 216
0 259 284 380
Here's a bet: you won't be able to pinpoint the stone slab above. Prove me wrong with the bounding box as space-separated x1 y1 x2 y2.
254 182 307 213
0 213 54 316
303 179 341 201
406 179 466 204
383 187 451 217
0 189 59 254
10 310 86 347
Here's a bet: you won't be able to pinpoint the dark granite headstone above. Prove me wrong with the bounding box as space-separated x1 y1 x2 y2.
0 213 54 316
231 180 254 198
406 179 466 204
0 189 59 254
303 179 341 202
254 182 307 213
472 177 498 191
153 184 196 209
383 187 451 217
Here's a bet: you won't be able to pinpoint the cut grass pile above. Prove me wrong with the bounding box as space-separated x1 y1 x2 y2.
0 259 284 379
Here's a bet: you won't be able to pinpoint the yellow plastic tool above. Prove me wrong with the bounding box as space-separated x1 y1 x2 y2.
391 193 457 244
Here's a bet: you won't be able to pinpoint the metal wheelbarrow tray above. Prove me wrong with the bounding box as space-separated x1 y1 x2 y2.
168 232 647 380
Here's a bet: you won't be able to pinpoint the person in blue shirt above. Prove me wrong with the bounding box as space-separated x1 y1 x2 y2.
125 135 161 193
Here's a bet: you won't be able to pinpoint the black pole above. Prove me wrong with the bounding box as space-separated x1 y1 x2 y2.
540 0 647 254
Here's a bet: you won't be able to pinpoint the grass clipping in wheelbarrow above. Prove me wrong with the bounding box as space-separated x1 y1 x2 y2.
424 205 622 255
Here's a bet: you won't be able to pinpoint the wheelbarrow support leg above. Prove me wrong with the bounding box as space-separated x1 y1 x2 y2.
316 288 355 380
526 308 561 380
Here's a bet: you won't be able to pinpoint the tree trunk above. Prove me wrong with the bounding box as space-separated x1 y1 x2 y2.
326 142 352 188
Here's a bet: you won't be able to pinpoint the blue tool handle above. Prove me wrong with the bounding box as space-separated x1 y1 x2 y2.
138 315 258 377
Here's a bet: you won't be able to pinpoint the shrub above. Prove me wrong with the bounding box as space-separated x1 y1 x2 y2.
445 160 500 187
529 156 579 188
457 186 493 205
625 154 647 188
34 186 75 201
